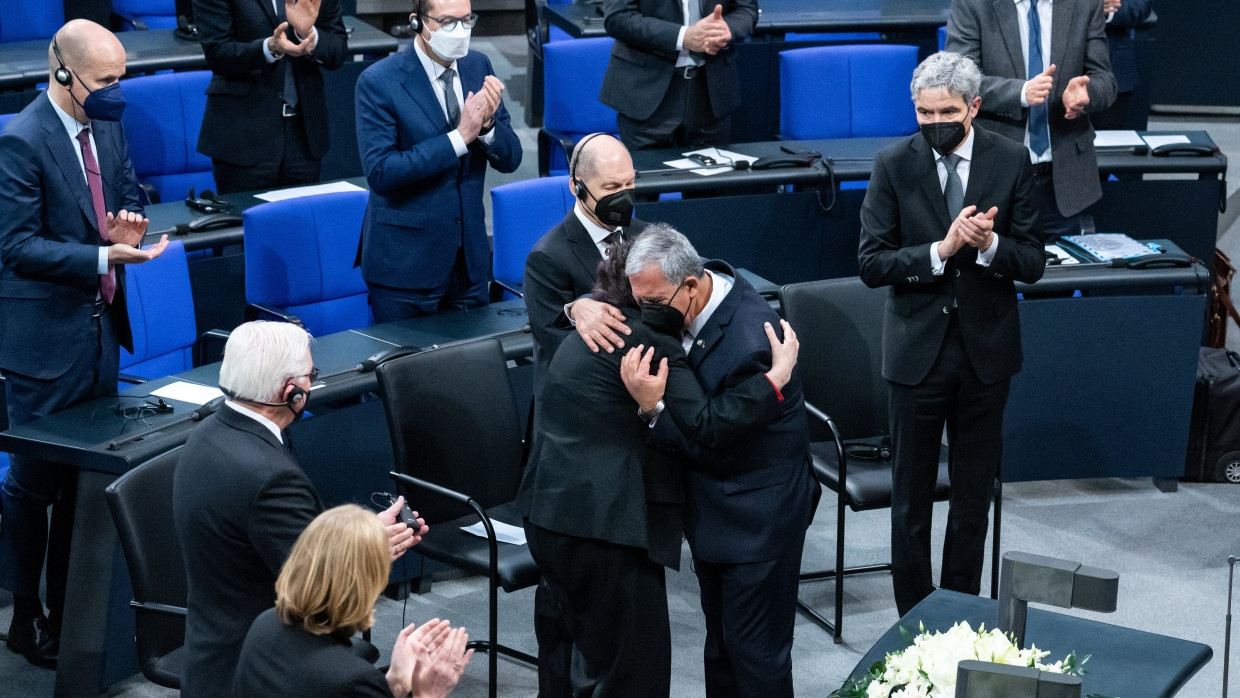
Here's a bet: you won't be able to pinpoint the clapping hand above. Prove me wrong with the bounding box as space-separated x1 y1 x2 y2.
1063 75 1091 119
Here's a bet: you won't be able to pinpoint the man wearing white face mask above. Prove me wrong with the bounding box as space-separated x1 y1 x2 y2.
355 0 521 322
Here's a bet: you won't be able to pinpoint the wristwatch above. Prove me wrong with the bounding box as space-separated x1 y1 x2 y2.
638 400 665 424
478 118 496 136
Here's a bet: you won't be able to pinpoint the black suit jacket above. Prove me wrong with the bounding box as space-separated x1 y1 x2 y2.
523 209 652 392
173 405 322 698
946 0 1116 218
857 126 1046 387
599 0 757 121
652 264 818 565
518 317 781 569
232 609 389 697
193 0 348 166
0 92 138 379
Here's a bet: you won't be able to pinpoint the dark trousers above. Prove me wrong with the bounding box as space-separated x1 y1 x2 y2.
210 114 321 195
366 248 489 324
888 317 1008 617
693 539 804 698
525 523 671 698
0 308 119 632
617 71 731 151
1031 170 1084 242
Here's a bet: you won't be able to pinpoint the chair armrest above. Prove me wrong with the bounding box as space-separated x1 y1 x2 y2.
244 304 304 328
537 128 579 177
389 471 497 545
805 400 847 482
136 182 160 206
493 278 524 299
117 373 147 385
130 600 186 617
112 11 149 31
193 329 231 367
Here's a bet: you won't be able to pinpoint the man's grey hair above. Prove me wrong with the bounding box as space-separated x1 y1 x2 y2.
218 321 312 403
910 51 982 105
625 223 705 284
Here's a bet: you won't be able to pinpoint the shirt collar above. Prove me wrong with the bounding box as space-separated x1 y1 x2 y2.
573 201 620 247
413 36 457 82
943 122 977 164
224 400 284 443
687 269 733 341
49 94 88 140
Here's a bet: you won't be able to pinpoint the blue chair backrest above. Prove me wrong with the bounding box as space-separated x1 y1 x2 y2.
785 31 881 42
938 25 947 52
120 240 197 378
114 0 179 30
491 176 575 295
0 113 14 131
244 190 373 337
0 3 64 43
543 37 618 175
780 44 919 140
121 70 215 203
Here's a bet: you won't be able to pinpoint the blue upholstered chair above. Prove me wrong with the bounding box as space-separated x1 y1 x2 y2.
490 176 575 298
938 25 948 51
0 3 64 43
243 190 373 338
539 37 618 176
113 0 179 30
120 71 215 203
784 31 881 42
779 44 919 140
0 114 14 131
120 240 199 380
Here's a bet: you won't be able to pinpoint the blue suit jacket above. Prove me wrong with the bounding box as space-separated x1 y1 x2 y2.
1106 0 1152 92
653 262 818 565
0 92 139 379
355 47 521 291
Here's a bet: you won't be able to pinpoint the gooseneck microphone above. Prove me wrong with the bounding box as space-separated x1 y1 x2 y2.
1226 555 1237 698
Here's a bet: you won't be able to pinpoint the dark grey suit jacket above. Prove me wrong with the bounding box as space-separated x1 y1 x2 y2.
599 0 757 121
858 126 1046 386
233 609 389 697
947 0 1116 218
173 406 322 698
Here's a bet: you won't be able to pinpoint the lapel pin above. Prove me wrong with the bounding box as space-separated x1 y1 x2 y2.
696 339 706 349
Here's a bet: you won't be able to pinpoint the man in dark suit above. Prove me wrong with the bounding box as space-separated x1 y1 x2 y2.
520 238 798 696
0 20 168 669
858 52 1046 616
174 321 419 697
1094 0 1154 131
524 133 653 396
599 0 757 150
193 0 348 194
356 0 521 322
628 226 818 697
947 0 1116 240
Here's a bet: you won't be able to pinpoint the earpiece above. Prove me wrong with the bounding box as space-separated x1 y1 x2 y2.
51 37 72 87
569 132 608 201
285 385 307 408
408 13 422 33
409 0 427 34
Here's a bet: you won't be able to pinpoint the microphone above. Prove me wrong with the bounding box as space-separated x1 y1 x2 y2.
1226 555 1238 698
191 395 226 421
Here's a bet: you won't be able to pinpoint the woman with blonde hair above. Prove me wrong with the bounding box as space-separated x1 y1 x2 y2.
233 505 472 697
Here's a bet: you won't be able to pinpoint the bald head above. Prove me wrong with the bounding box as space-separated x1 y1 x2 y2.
573 134 630 182
47 20 125 122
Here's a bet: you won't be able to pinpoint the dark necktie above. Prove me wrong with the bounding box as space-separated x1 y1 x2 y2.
601 230 622 257
274 0 299 109
941 153 964 217
75 128 116 304
440 68 460 129
1026 0 1050 157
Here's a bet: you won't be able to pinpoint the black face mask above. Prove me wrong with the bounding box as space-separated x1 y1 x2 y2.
585 185 634 228
640 280 686 337
920 119 968 157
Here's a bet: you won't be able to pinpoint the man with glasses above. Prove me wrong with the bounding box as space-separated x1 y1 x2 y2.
193 0 349 193
173 321 424 696
355 0 521 322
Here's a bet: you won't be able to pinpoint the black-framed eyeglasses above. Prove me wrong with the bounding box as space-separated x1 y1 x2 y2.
426 12 478 31
297 367 321 383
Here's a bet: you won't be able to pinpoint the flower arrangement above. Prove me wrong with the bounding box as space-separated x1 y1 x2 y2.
830 621 1088 698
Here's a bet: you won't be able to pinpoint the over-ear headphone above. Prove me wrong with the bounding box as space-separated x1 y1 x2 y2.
570 132 608 201
51 37 72 87
409 0 427 34
220 383 307 410
845 437 893 463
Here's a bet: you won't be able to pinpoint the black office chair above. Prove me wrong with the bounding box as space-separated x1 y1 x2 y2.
105 447 188 689
375 338 539 698
782 278 999 643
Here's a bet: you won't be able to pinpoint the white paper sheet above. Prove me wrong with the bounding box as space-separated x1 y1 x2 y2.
1141 134 1191 150
662 147 759 176
254 181 366 202
151 381 225 405
460 519 527 545
1093 130 1144 148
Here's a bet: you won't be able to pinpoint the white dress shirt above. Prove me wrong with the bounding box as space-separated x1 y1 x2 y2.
225 400 284 443
1015 0 1054 162
573 203 622 258
413 38 496 158
682 269 733 354
673 0 705 68
50 96 110 275
929 125 999 273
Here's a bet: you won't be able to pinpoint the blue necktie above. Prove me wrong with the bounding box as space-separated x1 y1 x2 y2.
1026 0 1050 157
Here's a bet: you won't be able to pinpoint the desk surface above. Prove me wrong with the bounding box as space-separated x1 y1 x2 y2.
546 0 951 39
0 17 396 90
0 300 531 475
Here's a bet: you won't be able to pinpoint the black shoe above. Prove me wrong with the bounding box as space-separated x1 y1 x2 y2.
6 614 58 669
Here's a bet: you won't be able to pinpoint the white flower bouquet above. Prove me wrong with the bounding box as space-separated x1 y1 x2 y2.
830 621 1088 698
